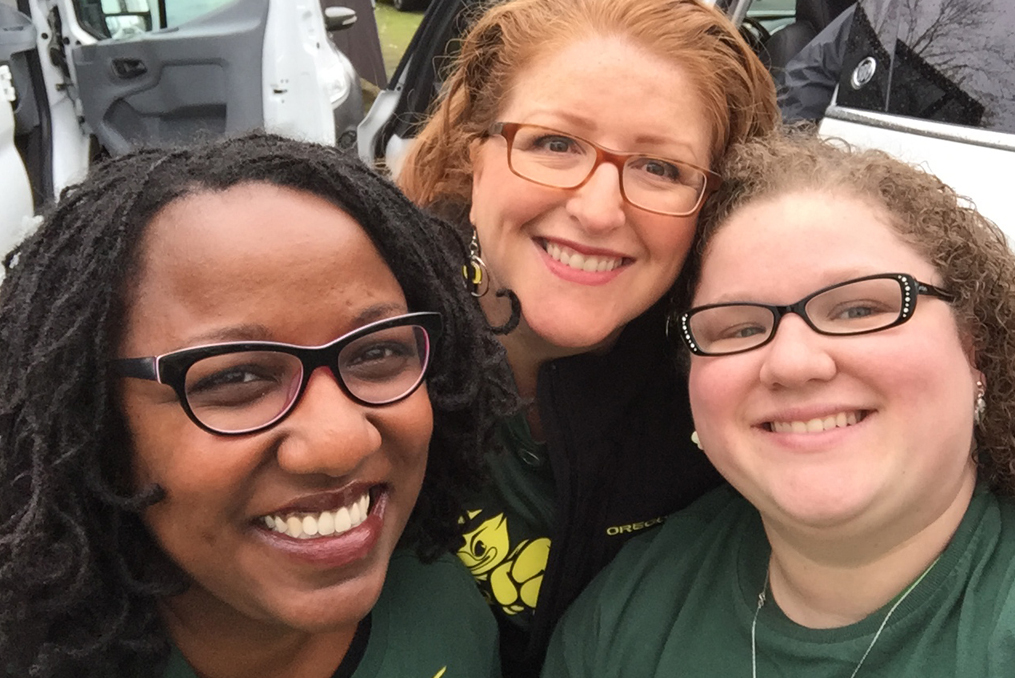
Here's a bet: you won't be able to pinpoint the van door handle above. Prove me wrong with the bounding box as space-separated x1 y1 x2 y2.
111 58 147 79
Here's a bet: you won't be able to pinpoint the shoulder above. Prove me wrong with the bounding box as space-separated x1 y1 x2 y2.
598 485 752 581
359 550 500 678
543 486 756 675
381 549 492 616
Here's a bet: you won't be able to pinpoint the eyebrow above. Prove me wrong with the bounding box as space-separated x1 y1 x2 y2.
699 270 877 305
181 302 410 346
522 111 700 159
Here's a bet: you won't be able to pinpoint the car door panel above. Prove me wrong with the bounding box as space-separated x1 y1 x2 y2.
71 0 267 154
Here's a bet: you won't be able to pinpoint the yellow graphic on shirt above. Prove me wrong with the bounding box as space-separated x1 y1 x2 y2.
432 668 446 678
458 510 550 616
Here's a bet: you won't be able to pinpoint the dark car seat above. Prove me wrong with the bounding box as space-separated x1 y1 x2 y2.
763 0 855 71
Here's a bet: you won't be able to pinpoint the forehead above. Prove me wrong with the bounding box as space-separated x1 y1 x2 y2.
497 34 712 163
122 183 405 350
694 190 936 304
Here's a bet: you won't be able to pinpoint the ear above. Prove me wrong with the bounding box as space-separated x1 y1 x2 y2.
959 326 978 371
469 138 485 226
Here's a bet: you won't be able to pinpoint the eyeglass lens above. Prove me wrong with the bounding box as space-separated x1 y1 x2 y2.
687 276 909 355
506 125 706 215
182 324 429 433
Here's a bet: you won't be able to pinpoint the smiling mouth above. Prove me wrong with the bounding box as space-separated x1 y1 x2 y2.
540 239 627 273
261 488 376 540
765 410 870 434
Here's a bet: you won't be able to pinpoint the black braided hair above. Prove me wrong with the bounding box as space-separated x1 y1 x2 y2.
0 132 517 677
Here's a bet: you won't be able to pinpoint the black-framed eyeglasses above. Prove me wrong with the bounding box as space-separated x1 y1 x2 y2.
112 312 443 436
674 273 953 357
485 122 721 217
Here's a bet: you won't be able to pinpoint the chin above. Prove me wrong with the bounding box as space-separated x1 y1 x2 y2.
274 568 388 632
526 313 628 352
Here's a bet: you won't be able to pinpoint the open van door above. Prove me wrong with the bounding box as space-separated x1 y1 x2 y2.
67 0 271 155
0 2 39 258
43 0 359 156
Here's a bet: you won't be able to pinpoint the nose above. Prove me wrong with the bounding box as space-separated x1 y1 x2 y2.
566 162 626 234
274 366 382 477
758 314 837 389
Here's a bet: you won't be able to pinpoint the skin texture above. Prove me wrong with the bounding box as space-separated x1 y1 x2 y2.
117 184 433 678
687 191 980 627
469 35 711 396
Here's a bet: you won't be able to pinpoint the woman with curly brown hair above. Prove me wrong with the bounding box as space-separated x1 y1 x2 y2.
543 132 1015 676
397 1 779 672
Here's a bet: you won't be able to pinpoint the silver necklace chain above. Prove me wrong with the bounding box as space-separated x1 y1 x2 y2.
750 559 938 678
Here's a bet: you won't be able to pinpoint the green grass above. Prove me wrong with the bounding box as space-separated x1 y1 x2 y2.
375 3 425 80
361 3 424 112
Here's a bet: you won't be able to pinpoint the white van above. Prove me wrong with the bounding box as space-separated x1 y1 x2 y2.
729 0 1015 238
815 0 1015 239
0 0 362 255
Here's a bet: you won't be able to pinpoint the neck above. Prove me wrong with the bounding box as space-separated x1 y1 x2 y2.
479 292 569 401
161 590 357 678
761 471 976 628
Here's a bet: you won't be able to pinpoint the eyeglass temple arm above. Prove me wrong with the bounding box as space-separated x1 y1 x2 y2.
110 357 159 382
918 282 954 301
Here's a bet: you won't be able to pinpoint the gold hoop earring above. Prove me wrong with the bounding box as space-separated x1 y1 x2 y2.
462 230 490 298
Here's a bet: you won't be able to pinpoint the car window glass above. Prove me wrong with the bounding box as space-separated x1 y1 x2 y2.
74 0 236 37
838 0 1015 134
163 0 235 27
747 0 796 32
74 0 158 38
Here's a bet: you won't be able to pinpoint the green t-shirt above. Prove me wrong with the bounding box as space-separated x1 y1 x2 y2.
543 485 1015 677
164 551 500 678
457 414 556 629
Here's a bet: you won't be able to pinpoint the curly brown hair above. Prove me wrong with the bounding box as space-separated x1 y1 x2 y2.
672 131 1015 496
398 0 779 216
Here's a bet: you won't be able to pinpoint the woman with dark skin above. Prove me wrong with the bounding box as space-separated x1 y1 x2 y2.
0 133 515 678
399 0 779 672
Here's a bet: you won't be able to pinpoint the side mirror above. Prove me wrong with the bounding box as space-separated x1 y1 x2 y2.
324 7 357 32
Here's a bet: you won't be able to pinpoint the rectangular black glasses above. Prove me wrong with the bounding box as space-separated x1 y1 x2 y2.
676 273 953 356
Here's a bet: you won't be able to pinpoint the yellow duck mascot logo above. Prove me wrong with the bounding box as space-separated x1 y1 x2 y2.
458 510 551 616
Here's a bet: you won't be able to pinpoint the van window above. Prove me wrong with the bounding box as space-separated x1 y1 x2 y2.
163 0 235 28
837 0 1015 134
73 0 236 37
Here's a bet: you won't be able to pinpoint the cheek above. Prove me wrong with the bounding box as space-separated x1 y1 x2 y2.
688 359 749 441
387 389 434 486
639 213 697 271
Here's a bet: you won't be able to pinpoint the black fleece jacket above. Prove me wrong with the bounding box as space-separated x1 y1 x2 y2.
501 303 723 677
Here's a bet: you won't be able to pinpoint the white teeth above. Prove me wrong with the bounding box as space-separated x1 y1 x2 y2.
544 241 622 273
318 510 335 536
261 492 372 539
771 412 865 434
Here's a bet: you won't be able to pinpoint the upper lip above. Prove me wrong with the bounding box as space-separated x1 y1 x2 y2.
538 236 631 260
257 482 379 518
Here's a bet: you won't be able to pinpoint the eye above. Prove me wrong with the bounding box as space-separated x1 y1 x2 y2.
628 157 684 183
828 300 894 321
720 323 768 340
528 133 583 155
346 342 412 365
189 366 277 392
185 361 288 409
342 340 420 382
